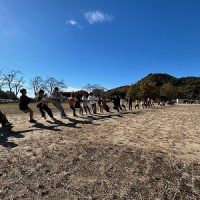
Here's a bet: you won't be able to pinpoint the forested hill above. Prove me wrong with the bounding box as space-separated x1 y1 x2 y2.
105 73 200 100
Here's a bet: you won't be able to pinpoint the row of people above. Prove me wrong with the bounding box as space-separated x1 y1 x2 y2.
19 87 67 123
19 89 112 123
0 87 158 127
67 93 110 116
28 90 142 122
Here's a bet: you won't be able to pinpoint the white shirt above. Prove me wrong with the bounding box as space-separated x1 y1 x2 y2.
82 96 89 106
120 99 125 105
88 95 97 104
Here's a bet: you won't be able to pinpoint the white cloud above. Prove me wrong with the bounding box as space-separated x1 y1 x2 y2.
84 10 113 25
66 19 78 26
66 19 82 29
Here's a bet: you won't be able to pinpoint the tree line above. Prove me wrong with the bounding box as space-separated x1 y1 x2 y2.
0 70 66 100
0 69 107 100
1 71 199 101
93 73 200 101
126 73 200 100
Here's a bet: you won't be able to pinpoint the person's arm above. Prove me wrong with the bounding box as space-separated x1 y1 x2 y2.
59 93 65 99
36 97 43 106
51 92 60 100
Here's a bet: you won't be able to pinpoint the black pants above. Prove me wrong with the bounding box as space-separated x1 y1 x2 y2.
114 104 123 112
129 103 132 110
84 106 91 114
38 104 53 118
0 111 8 126
70 105 76 116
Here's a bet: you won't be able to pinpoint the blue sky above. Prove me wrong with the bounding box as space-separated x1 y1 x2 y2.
0 0 200 91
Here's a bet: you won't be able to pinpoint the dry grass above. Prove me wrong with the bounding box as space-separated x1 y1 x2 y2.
0 104 200 199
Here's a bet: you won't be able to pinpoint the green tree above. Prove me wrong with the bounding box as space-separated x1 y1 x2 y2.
159 83 177 99
139 80 159 98
126 84 140 99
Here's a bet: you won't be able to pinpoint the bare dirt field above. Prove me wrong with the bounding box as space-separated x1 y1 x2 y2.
0 104 200 199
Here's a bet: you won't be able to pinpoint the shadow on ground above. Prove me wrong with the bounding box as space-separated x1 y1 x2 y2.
0 127 35 148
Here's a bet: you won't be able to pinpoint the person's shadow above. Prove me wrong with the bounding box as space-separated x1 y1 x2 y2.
46 118 95 128
46 119 80 129
0 126 35 148
32 122 62 131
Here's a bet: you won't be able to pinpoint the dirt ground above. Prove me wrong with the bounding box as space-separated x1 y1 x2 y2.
0 104 200 199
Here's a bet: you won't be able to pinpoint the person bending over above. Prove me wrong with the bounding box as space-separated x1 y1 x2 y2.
19 89 37 123
51 87 67 119
36 90 55 120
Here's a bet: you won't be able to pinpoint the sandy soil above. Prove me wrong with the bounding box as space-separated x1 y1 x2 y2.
0 104 200 199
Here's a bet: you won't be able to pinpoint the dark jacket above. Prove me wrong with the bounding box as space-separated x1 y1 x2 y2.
19 95 32 110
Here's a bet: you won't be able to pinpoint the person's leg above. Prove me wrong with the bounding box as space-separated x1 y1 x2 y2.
86 106 91 114
79 107 83 115
43 105 54 118
94 104 97 114
29 109 34 121
39 106 46 118
104 105 110 112
91 104 94 114
92 104 97 114
119 105 123 111
73 107 77 116
99 105 103 113
0 110 9 127
70 106 76 116
53 101 66 117
84 106 88 114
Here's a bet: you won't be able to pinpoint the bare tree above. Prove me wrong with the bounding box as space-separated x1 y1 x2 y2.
31 76 45 96
12 76 24 96
44 77 66 94
3 70 24 95
0 70 5 90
